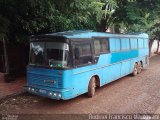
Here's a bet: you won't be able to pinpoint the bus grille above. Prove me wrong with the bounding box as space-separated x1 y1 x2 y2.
28 73 60 88
58 80 62 87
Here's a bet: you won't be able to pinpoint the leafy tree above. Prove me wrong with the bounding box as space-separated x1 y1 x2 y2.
112 0 160 53
0 15 9 39
1 0 160 47
0 0 109 43
98 0 117 31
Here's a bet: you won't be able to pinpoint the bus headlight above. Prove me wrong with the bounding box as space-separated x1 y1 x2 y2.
49 92 53 96
28 87 31 91
53 93 57 96
31 88 35 92
58 93 61 98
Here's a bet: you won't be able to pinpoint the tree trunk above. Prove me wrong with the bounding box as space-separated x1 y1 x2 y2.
97 19 107 32
156 40 160 53
3 37 9 74
114 24 121 33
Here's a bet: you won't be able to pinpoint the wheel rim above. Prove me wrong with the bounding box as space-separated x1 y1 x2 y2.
138 63 142 73
134 64 138 75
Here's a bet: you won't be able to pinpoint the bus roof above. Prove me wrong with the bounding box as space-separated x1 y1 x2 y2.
33 30 149 39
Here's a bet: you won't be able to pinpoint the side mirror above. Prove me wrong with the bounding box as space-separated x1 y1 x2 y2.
75 47 80 59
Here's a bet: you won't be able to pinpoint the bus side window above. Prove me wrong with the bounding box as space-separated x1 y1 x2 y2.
138 39 144 48
94 40 101 55
130 38 138 49
110 38 120 52
94 38 109 55
143 39 148 48
74 43 92 66
121 38 130 50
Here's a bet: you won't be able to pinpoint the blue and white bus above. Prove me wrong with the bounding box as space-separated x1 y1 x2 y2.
26 30 149 100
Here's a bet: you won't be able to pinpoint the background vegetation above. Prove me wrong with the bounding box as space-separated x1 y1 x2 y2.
0 0 160 45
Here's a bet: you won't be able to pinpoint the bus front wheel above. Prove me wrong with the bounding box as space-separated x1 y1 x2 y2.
88 77 96 97
132 63 138 76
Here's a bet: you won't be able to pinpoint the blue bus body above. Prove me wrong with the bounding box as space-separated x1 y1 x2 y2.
27 31 149 100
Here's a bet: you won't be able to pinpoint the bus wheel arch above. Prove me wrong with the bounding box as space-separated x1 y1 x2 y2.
87 75 100 97
94 75 100 87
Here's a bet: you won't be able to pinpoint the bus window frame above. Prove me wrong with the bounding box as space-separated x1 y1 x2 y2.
71 38 94 68
92 37 110 55
120 38 131 51
92 37 110 64
138 38 144 49
129 38 138 50
109 38 121 52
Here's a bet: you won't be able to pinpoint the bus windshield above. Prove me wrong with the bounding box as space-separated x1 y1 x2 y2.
29 42 70 68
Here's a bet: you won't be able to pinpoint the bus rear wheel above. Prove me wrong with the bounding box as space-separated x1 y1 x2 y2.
137 62 143 74
88 77 96 97
132 63 138 76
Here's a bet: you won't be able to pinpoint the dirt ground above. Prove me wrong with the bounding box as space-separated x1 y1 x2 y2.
0 55 160 117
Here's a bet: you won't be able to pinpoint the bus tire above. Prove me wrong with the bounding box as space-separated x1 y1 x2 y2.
137 62 142 74
88 77 96 97
132 63 138 76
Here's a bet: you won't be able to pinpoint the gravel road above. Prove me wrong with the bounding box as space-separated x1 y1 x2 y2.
0 55 160 115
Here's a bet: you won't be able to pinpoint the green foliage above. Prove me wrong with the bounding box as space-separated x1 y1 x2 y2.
49 0 105 31
114 0 160 40
0 15 9 39
1 0 160 43
0 0 110 43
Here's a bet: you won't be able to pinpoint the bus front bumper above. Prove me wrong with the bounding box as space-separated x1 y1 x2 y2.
25 86 73 100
